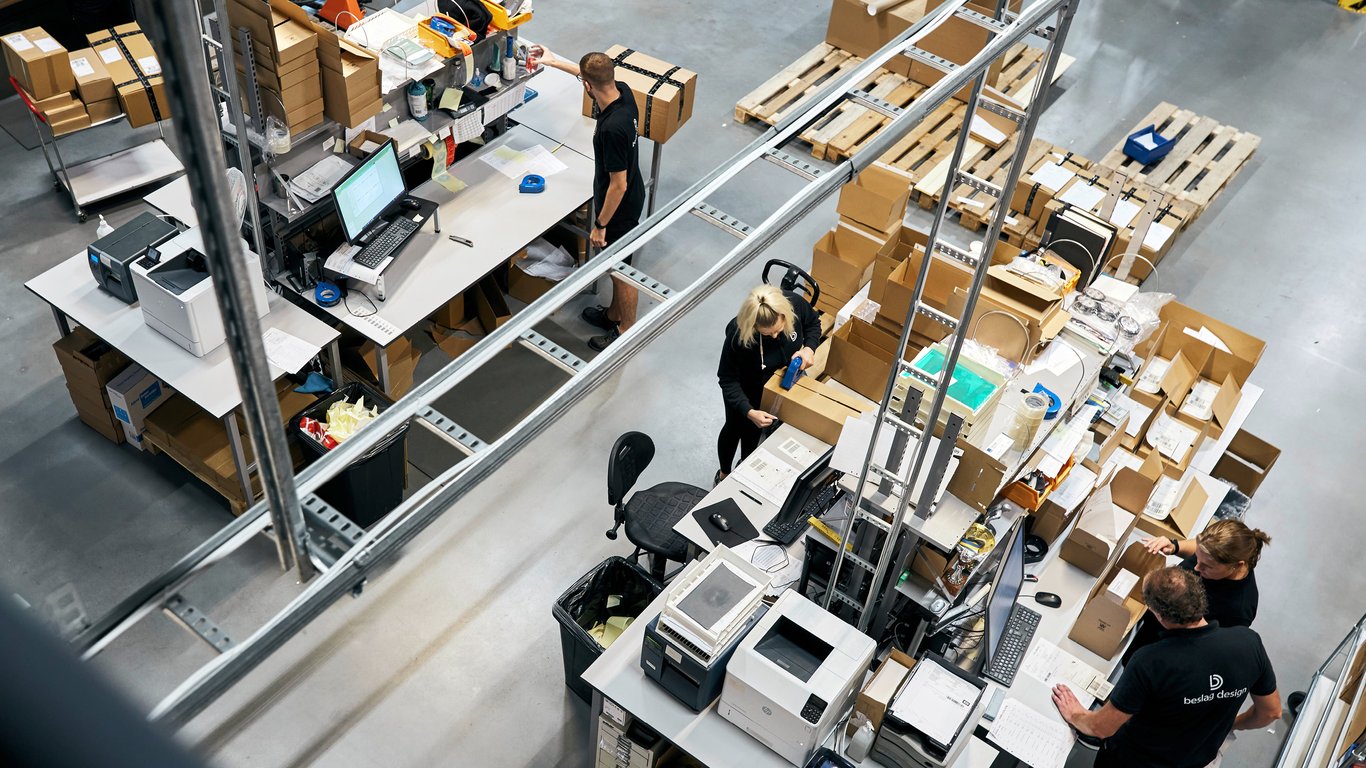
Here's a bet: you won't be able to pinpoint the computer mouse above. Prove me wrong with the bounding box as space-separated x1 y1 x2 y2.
709 513 731 532
400 197 421 211
1033 591 1063 609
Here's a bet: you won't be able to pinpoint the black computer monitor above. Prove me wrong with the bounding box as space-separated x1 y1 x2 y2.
774 448 836 522
982 523 1026 668
332 139 406 243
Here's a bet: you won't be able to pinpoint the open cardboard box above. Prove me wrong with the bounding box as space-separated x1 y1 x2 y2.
1069 541 1167 659
870 225 927 304
901 0 1004 100
813 223 894 298
1082 411 1129 473
1175 353 1244 441
848 648 917 737
877 244 974 329
825 0 926 58
1138 400 1209 478
1211 429 1280 498
1060 466 1149 576
1031 463 1098 546
1134 460 1210 541
948 266 1069 364
1158 300 1266 376
760 370 875 445
825 319 904 402
836 162 913 234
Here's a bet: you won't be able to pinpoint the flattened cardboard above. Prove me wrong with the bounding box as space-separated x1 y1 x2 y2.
1069 542 1167 659
836 162 914 233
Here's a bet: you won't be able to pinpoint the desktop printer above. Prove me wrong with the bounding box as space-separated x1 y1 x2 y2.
718 590 876 767
640 546 770 712
129 227 270 356
87 212 179 304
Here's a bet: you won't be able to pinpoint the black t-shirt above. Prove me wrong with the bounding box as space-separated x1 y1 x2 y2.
1100 623 1276 768
716 292 824 416
591 81 647 233
1124 557 1259 663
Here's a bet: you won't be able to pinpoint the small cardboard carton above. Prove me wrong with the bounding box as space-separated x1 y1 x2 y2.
584 46 697 144
760 369 875 446
966 266 1068 364
68 48 116 103
1082 411 1128 473
869 225 927 304
836 162 914 234
1012 145 1093 221
812 223 894 298
85 97 121 123
1060 466 1149 576
1069 541 1167 659
506 249 556 304
848 648 916 737
3 28 75 100
825 320 900 402
1031 463 1098 546
825 0 927 58
1138 400 1209 477
88 24 170 128
948 439 1007 512
1134 468 1210 541
1211 429 1281 498
1158 301 1266 378
54 327 131 445
106 364 170 450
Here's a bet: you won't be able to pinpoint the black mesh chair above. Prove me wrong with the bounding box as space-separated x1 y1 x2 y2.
605 432 708 582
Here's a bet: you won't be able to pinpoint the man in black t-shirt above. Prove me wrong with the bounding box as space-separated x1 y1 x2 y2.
1053 567 1281 768
529 46 647 350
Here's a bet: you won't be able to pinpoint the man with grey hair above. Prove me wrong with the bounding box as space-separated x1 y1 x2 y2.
1052 566 1281 767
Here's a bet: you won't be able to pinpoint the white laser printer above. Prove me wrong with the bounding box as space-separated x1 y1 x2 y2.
129 227 270 357
719 590 876 766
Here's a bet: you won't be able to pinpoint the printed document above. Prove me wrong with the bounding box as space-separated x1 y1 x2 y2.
889 659 979 746
989 697 1076 768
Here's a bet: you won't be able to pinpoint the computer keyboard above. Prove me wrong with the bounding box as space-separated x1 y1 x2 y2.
763 482 843 546
353 217 419 269
982 603 1042 686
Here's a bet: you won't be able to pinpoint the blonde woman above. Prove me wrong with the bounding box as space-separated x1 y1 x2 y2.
714 285 822 483
1122 519 1272 663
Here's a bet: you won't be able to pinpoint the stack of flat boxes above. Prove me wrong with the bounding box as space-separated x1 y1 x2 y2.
51 327 130 445
228 0 324 135
2 28 86 135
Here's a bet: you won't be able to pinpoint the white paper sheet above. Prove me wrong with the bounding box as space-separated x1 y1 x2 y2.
290 155 354 204
1106 568 1140 600
1020 638 1114 705
324 242 386 285
1183 325 1231 353
1048 465 1097 512
990 698 1075 768
1108 199 1141 229
99 48 122 64
261 328 316 374
1031 162 1076 193
34 36 61 53
731 446 799 507
480 144 567 180
4 34 34 52
1142 222 1174 251
1146 412 1199 463
1135 356 1170 394
70 57 95 78
890 660 979 746
1058 182 1105 210
731 539 803 596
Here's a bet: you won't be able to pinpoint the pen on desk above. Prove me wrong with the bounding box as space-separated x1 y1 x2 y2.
738 489 762 505
448 235 474 247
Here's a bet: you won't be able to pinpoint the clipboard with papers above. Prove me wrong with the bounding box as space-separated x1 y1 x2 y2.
882 653 986 758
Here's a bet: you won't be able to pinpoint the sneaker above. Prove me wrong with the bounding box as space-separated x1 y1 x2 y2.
581 305 615 331
714 469 727 487
588 326 620 351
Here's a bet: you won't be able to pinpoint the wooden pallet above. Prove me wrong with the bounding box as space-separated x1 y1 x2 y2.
734 44 861 126
948 137 1055 245
1097 102 1260 216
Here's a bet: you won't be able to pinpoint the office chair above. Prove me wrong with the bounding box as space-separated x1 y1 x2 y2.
605 432 708 582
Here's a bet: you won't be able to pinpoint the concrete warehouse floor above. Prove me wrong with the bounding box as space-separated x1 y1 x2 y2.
1 0 1364 765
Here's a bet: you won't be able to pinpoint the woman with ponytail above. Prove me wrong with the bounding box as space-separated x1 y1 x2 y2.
714 285 822 484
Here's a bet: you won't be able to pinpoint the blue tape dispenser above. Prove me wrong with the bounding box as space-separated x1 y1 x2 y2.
519 174 545 194
1032 382 1061 419
780 357 804 390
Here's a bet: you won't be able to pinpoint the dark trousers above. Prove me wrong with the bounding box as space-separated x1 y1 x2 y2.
717 413 762 474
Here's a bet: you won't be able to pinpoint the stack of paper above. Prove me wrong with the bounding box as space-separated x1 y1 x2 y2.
990 698 1076 768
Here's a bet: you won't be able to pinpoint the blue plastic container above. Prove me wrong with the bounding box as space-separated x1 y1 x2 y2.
1123 125 1175 165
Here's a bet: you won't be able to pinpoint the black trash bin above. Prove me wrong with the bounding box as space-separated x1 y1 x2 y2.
553 556 662 702
293 381 409 528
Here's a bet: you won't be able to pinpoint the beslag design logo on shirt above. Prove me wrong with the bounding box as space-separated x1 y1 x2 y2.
1184 674 1248 704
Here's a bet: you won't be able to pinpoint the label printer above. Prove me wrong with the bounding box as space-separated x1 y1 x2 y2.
87 212 179 304
640 546 770 712
719 590 876 767
129 227 270 357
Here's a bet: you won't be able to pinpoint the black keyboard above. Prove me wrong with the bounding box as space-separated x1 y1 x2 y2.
763 482 843 546
354 217 419 269
982 603 1042 686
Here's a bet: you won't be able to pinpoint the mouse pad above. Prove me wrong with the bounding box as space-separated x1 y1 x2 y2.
691 498 760 548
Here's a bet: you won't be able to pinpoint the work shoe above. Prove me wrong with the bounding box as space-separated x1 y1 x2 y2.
581 305 615 330
588 326 620 351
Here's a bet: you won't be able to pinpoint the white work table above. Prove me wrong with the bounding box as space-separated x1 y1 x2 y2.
26 251 339 500
509 64 597 159
292 125 594 368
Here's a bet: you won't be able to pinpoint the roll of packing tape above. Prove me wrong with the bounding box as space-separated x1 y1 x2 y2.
519 174 545 194
315 281 341 307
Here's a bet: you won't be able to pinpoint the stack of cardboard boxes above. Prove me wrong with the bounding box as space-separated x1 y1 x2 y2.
52 327 131 445
68 48 120 124
273 0 382 128
105 363 171 451
87 23 171 128
3 28 86 135
228 0 325 135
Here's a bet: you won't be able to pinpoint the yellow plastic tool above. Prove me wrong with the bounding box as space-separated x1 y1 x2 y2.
478 0 533 30
418 15 476 59
808 517 852 551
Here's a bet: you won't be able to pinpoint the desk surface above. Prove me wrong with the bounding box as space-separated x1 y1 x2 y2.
293 124 594 346
144 176 197 227
26 252 337 418
509 64 597 159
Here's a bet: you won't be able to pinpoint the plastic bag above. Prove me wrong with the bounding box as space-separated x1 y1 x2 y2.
1116 291 1174 355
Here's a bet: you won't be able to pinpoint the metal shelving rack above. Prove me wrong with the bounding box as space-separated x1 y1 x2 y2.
1275 613 1366 768
74 0 1080 728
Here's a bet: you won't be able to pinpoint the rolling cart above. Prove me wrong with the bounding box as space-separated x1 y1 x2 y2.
11 77 184 222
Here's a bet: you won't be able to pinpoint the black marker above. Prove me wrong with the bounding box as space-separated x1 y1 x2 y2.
738 489 762 505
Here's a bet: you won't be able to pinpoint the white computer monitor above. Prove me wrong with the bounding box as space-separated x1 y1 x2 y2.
332 139 406 243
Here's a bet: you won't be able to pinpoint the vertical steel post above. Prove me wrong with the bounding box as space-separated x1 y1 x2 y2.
135 0 314 580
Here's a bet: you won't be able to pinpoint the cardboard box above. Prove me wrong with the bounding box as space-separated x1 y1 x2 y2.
106 363 170 435
948 440 1006 512
1138 399 1209 477
53 327 131 445
848 649 916 737
1158 301 1265 379
814 287 853 317
358 336 418 398
760 372 874 445
825 0 928 59
346 129 389 158
951 265 1068 364
88 24 170 128
3 28 75 100
475 275 512 333
583 46 697 144
905 1 1003 101
1135 472 1209 542
836 162 914 234
272 0 380 128
1031 464 1097 546
813 223 893 298
1012 145 1092 221
1082 412 1128 473
877 247 972 328
1069 541 1167 659
508 251 558 304
1211 429 1280 498
1060 466 1150 576
86 97 121 123
432 292 469 329
68 48 116 103
825 320 898 402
